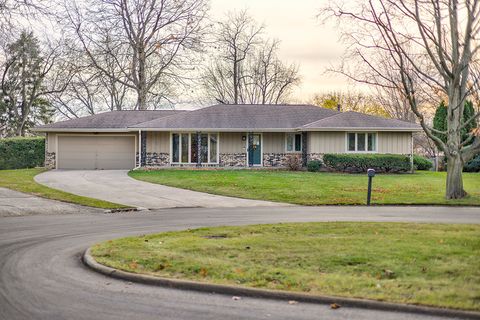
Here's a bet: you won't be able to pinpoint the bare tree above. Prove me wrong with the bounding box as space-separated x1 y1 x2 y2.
65 0 208 110
48 39 135 118
321 0 480 199
203 11 300 105
244 40 300 104
0 0 46 30
374 86 417 122
217 10 263 104
309 91 390 117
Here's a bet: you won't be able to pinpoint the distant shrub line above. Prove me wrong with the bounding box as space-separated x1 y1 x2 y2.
0 137 45 170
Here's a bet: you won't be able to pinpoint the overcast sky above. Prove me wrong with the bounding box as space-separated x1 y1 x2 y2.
210 0 353 102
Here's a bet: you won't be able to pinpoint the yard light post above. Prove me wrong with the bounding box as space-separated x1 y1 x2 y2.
367 169 375 206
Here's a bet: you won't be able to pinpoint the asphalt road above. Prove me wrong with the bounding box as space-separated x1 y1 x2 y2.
1 206 479 320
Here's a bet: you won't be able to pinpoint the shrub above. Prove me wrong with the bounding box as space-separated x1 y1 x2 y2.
307 160 322 172
464 154 480 172
0 137 45 170
285 154 302 171
413 155 433 171
323 153 411 173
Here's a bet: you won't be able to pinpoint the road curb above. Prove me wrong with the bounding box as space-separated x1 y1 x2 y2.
83 248 480 319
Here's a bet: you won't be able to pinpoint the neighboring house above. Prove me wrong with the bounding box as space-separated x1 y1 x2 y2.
33 104 421 170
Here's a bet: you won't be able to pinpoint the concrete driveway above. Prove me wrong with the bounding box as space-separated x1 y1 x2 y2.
35 170 285 209
0 187 100 217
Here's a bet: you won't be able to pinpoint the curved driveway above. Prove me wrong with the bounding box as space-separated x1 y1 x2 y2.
1 206 480 320
35 170 285 209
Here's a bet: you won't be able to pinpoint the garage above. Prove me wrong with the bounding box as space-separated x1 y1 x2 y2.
57 135 136 170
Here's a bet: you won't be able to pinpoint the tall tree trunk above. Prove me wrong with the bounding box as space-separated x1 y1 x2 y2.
446 154 467 199
137 89 146 110
137 48 147 110
233 58 238 104
445 86 467 199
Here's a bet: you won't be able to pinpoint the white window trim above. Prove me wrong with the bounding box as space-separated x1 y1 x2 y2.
285 133 302 153
345 132 378 153
170 132 220 164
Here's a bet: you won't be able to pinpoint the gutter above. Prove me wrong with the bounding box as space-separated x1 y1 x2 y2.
126 127 423 132
32 127 423 134
32 128 131 133
300 127 423 132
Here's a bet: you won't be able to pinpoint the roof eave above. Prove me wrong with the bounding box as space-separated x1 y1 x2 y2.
33 127 423 133
127 127 299 132
32 128 131 133
301 127 423 132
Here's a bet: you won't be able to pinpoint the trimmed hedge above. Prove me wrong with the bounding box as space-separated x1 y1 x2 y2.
464 154 480 172
0 137 45 170
413 155 433 171
307 160 322 172
323 153 411 173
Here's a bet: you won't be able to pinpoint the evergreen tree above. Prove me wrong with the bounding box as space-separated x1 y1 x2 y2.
0 31 54 137
432 100 477 146
432 101 448 144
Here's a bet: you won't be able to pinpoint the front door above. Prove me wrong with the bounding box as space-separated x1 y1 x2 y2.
248 133 262 166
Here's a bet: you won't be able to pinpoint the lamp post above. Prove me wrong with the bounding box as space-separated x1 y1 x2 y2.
367 169 375 206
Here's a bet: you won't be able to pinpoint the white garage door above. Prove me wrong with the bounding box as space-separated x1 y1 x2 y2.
57 136 136 170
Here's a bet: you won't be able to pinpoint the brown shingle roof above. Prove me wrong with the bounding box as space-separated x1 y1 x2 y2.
301 111 421 131
131 104 339 130
34 110 186 131
34 105 421 132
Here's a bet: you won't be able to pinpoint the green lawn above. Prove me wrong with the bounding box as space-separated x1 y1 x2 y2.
129 170 480 206
0 168 129 209
91 222 480 310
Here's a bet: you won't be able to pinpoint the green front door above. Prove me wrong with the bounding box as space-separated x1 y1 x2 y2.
249 133 262 166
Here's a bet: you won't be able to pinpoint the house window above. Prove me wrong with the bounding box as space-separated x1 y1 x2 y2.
209 134 218 163
171 133 218 164
286 133 302 152
181 133 189 163
347 133 377 152
172 133 180 162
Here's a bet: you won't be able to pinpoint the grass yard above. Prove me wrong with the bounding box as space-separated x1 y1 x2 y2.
0 168 129 209
130 170 480 206
91 222 480 310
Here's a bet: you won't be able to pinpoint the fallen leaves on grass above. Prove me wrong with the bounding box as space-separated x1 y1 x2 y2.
199 267 208 277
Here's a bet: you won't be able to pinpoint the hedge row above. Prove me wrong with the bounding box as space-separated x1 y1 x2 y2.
413 155 433 171
0 137 45 170
323 153 411 173
464 154 480 172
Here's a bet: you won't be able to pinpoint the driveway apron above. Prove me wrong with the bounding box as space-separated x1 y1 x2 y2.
35 170 285 209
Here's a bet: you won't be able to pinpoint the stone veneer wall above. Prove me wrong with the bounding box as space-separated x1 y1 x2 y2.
220 153 246 167
308 153 324 162
45 152 56 169
136 152 328 168
143 152 170 167
44 136 56 169
263 153 291 167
